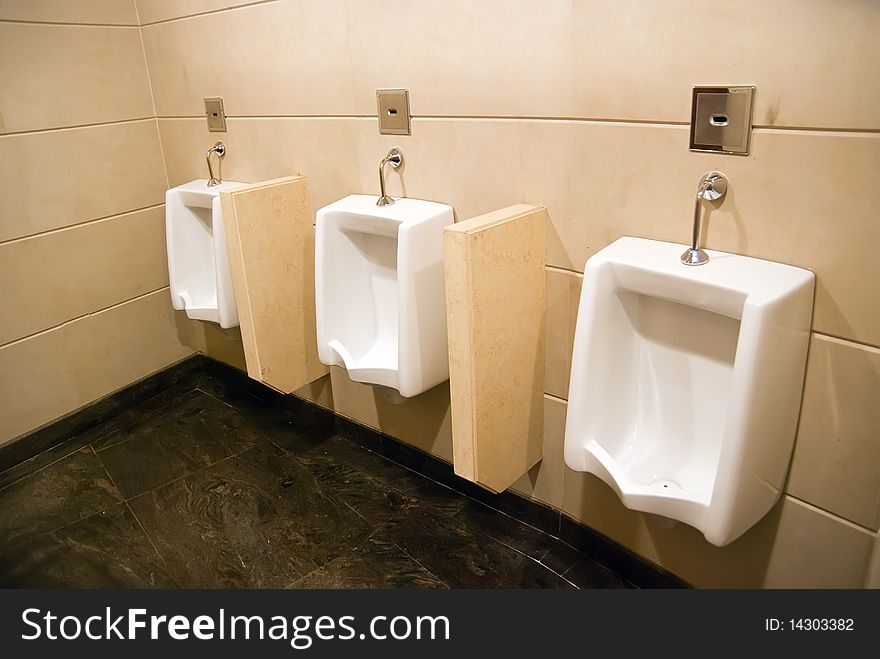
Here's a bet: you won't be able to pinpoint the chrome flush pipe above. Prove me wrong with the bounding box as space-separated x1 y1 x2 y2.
680 171 727 266
377 147 404 206
205 141 226 187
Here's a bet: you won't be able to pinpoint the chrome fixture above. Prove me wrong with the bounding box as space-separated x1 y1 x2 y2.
690 86 755 155
376 89 412 135
681 171 727 266
204 96 227 132
377 147 404 206
205 141 226 187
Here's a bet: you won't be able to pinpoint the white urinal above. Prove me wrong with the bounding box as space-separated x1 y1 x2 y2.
315 194 454 398
564 237 815 546
166 179 244 329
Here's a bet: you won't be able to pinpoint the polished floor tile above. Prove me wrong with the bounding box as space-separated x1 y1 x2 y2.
0 504 176 588
128 443 372 588
454 499 573 564
77 379 198 451
0 446 122 551
292 533 447 589
380 508 573 589
200 376 337 454
296 434 464 508
95 389 265 498
0 436 92 491
562 556 634 589
1 364 635 589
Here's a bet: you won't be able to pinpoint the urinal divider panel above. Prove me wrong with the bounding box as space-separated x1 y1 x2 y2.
220 176 328 394
444 204 547 493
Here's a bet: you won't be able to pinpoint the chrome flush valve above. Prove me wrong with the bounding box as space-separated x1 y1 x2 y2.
377 147 404 206
681 171 727 266
205 141 226 187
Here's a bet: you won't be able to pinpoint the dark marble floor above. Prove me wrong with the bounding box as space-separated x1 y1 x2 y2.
0 370 634 589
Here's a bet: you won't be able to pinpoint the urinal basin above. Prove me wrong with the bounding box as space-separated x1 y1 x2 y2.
166 179 244 329
564 237 814 546
315 194 453 397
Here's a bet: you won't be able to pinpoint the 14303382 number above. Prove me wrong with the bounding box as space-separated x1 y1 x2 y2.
790 619 854 631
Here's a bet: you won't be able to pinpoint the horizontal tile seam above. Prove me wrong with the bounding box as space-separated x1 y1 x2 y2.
157 114 374 120
0 286 170 351
0 116 156 139
543 393 568 405
811 331 880 353
138 0 278 27
545 264 584 278
0 19 137 28
782 493 878 536
0 203 165 246
155 114 880 135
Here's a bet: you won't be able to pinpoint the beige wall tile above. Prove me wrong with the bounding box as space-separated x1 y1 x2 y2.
0 23 153 132
355 118 524 222
572 0 880 129
0 207 169 345
788 334 880 530
568 122 880 346
0 120 167 241
158 118 360 218
311 367 454 462
135 0 269 25
200 325 247 372
345 0 572 117
141 1 352 117
510 395 567 509
867 535 880 588
293 373 334 411
543 269 569 400
563 466 874 588
521 120 574 269
0 0 137 24
0 290 200 445
544 268 581 400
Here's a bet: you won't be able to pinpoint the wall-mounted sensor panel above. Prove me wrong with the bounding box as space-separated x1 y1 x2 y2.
690 86 755 155
204 96 227 132
377 89 411 135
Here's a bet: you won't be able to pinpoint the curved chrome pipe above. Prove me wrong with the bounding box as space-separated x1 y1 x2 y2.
681 171 727 266
205 141 226 187
377 147 403 206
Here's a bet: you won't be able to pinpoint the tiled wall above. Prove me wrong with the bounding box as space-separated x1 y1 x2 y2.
34 0 876 586
0 1 202 445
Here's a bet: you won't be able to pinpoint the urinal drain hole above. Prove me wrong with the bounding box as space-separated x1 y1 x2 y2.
650 479 680 490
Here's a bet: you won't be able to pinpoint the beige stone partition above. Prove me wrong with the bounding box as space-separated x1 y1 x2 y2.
220 176 327 393
444 204 547 492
